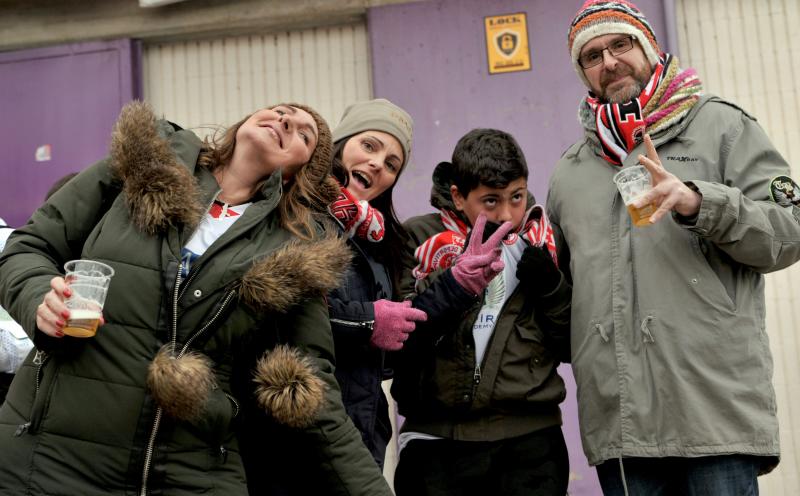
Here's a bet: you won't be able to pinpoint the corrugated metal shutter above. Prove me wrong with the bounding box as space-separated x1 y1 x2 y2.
677 1 800 494
142 22 372 139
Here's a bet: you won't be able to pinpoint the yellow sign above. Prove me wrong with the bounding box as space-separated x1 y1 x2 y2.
484 13 531 74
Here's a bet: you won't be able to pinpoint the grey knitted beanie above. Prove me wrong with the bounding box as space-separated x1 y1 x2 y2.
332 98 413 168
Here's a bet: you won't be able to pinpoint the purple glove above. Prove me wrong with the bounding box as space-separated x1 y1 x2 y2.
451 214 514 296
371 300 428 351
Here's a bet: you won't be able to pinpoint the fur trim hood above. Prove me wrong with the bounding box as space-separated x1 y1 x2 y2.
110 101 204 235
239 231 352 314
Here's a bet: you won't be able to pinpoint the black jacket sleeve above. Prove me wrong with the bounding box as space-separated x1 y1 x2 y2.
410 269 477 332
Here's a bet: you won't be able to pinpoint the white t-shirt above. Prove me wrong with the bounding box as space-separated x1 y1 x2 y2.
472 234 525 364
181 201 251 276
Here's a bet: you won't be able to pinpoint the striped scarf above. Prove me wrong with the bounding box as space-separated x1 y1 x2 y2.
329 184 385 242
582 53 703 166
412 206 558 282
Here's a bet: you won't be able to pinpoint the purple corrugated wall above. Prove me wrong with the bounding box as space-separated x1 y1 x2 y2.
367 0 668 493
0 40 141 228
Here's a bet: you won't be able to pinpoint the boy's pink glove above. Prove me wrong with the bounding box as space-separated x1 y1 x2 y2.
451 214 514 296
371 300 428 351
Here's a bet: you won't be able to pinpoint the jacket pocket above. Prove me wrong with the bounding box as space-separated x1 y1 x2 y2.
689 236 736 312
494 324 556 401
187 387 238 447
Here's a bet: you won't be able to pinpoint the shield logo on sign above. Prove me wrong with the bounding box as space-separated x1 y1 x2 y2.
496 31 518 57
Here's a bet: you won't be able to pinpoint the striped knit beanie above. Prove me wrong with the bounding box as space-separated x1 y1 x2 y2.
568 0 661 87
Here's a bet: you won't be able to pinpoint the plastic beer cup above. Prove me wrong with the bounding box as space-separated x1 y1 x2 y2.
613 165 657 227
63 260 114 337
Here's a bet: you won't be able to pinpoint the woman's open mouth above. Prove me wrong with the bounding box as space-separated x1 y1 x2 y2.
351 170 372 188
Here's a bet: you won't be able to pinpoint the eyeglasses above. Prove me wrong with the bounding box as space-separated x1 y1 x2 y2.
578 36 636 69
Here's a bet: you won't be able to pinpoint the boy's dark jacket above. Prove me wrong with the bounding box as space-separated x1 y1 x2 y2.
391 161 572 441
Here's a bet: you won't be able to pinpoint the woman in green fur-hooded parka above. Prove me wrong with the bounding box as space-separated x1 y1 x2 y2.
0 101 393 496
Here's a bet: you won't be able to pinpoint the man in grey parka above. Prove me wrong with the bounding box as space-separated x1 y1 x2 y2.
547 1 800 494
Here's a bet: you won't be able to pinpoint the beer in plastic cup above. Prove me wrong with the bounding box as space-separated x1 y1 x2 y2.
63 260 114 338
613 165 657 227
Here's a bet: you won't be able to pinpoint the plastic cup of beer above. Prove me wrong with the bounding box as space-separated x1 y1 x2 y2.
63 260 114 338
613 165 657 227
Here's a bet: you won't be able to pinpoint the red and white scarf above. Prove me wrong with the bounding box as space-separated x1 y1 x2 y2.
329 185 385 242
412 206 558 281
586 53 702 166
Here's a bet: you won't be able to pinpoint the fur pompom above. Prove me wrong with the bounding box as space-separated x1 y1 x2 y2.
110 100 203 235
147 345 216 421
239 233 352 313
253 345 326 429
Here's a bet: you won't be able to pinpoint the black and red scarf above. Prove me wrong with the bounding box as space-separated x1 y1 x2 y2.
585 53 702 166
329 184 385 242
412 206 558 282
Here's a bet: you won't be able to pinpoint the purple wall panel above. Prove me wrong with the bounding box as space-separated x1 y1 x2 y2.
0 40 141 227
369 0 666 220
369 1 668 493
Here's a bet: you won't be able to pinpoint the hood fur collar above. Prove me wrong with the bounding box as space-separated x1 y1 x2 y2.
110 101 203 235
239 231 352 313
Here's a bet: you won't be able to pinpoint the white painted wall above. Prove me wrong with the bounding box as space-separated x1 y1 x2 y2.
676 1 800 494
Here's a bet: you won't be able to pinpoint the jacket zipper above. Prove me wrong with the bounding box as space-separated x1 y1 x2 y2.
471 363 482 397
139 268 182 496
225 393 240 418
139 263 236 495
33 349 48 394
15 350 50 436
329 317 375 330
467 281 520 402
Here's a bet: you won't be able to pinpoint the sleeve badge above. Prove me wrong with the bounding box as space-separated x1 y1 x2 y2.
769 175 800 208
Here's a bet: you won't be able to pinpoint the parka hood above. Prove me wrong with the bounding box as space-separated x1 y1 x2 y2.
110 101 204 235
430 161 459 212
239 231 352 314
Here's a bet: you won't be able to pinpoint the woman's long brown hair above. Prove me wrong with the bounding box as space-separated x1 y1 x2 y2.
196 103 338 240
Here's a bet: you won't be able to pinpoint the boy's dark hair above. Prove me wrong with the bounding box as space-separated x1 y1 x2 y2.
451 128 528 197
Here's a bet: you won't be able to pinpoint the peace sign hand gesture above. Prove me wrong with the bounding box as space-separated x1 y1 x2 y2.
632 134 702 224
450 213 514 296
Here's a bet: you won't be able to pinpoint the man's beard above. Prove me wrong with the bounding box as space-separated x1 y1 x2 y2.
600 67 651 104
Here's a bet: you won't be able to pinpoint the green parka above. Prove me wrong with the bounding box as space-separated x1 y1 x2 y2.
547 95 800 471
0 104 392 495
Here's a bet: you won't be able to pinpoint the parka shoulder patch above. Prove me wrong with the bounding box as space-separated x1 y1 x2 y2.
769 175 800 208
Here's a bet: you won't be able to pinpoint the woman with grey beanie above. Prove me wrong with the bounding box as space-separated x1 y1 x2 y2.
326 98 427 469
239 99 424 495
